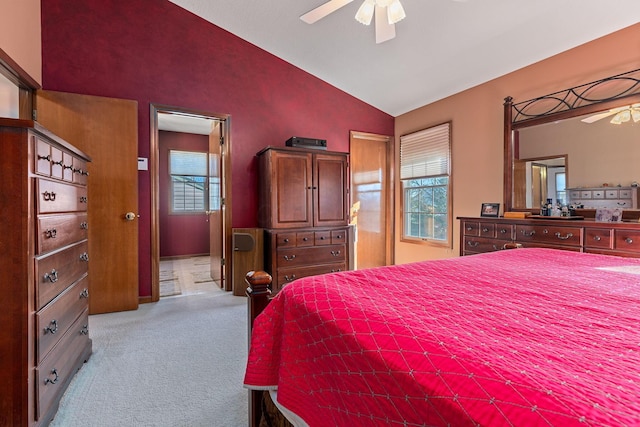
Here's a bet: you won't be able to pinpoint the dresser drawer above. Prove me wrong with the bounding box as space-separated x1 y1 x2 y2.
35 240 89 310
277 244 346 268
37 213 88 254
275 263 346 289
584 228 613 250
36 276 89 364
462 221 479 236
515 225 581 246
614 229 640 253
73 157 89 185
463 236 512 254
275 232 296 248
36 309 91 421
478 223 496 238
37 179 88 214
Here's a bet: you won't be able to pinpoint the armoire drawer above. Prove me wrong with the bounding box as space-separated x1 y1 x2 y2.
36 309 90 421
275 263 346 289
277 244 346 268
35 240 89 309
36 276 89 364
37 213 88 254
36 178 88 214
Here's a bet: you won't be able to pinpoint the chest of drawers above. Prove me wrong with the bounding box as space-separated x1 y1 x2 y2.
459 216 640 258
0 119 92 426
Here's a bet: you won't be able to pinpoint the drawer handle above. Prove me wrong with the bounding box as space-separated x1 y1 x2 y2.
467 241 479 247
554 232 573 240
45 228 57 239
63 164 73 170
331 250 341 257
331 269 342 272
492 245 500 250
626 237 634 244
43 191 57 201
44 269 58 283
80 252 90 262
284 275 296 282
593 235 601 241
303 237 309 241
80 222 89 230
52 159 64 166
283 255 296 261
44 369 59 385
319 236 325 240
80 288 89 299
520 230 535 237
283 238 289 243
618 202 627 206
44 320 58 335
482 227 489 233
38 154 52 162
335 235 343 239
466 226 472 231
79 196 88 203
499 229 508 234
81 324 89 335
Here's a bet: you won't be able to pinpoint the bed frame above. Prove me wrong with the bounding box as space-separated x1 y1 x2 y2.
245 270 274 427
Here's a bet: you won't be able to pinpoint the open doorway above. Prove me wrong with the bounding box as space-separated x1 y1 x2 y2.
150 104 232 302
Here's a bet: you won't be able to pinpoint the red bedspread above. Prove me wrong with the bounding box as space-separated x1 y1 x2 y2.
244 248 640 426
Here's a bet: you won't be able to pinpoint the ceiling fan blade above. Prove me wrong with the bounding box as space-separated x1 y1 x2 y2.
300 0 355 24
375 5 396 44
581 110 617 123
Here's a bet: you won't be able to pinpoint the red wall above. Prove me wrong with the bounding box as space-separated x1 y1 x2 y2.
40 0 394 297
159 131 210 258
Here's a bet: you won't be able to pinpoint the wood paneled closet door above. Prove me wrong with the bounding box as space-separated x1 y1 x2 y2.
36 90 139 314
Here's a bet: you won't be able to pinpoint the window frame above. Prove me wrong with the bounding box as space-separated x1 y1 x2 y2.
399 121 453 247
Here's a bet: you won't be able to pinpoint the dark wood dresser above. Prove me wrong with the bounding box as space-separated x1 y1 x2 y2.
0 119 92 426
458 216 640 258
257 146 353 293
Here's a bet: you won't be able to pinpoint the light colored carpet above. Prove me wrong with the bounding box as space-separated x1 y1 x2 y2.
49 286 249 427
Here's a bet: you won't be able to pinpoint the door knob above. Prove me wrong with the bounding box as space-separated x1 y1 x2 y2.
124 212 138 221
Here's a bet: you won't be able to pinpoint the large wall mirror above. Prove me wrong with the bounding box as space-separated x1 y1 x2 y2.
504 68 640 213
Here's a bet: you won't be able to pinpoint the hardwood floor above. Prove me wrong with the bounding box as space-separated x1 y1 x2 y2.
159 256 221 297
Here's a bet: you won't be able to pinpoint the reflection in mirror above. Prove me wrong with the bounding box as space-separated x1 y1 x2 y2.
504 69 640 212
513 155 566 209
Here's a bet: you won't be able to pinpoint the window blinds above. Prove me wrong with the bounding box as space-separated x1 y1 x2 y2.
400 122 450 180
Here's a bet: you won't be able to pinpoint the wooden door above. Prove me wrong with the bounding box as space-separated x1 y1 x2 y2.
314 152 349 227
209 121 223 286
350 132 392 269
36 90 139 314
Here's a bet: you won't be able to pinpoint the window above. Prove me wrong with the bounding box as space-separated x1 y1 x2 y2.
400 122 451 245
555 172 566 205
169 150 210 213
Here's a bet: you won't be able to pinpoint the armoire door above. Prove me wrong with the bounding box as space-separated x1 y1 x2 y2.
273 150 313 228
314 152 349 227
36 90 139 314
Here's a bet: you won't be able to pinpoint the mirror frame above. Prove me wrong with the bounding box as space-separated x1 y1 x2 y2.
503 68 640 212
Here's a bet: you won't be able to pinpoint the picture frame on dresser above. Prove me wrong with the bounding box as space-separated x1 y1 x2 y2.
480 203 500 217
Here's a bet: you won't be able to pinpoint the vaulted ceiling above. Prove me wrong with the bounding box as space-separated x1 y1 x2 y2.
168 0 639 117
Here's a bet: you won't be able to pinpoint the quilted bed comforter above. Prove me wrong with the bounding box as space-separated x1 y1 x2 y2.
244 248 640 426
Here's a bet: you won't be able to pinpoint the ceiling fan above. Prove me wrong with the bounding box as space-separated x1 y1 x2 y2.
300 0 467 44
581 103 640 124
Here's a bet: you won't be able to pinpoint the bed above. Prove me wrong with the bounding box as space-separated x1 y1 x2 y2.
243 248 640 426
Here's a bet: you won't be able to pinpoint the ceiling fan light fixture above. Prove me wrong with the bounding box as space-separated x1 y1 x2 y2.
355 0 375 25
610 109 631 125
387 0 406 24
632 108 640 123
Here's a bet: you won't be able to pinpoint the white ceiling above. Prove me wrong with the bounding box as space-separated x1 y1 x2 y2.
167 0 639 117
